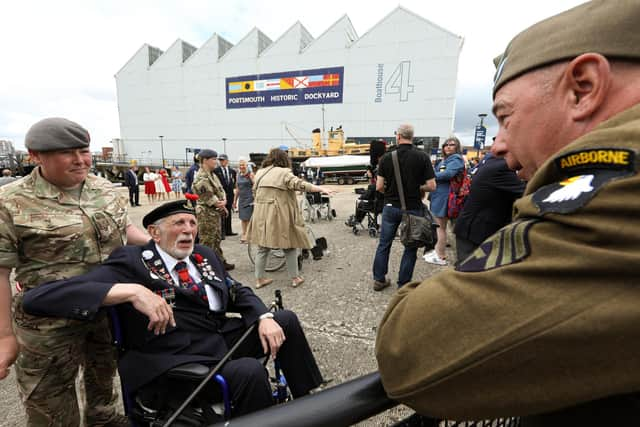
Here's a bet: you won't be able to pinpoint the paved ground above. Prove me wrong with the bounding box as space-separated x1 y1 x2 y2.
0 184 456 426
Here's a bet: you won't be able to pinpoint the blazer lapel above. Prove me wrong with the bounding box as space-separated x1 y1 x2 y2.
190 250 227 307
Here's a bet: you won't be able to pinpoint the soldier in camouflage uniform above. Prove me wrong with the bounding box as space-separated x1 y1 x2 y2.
0 118 148 426
192 149 235 271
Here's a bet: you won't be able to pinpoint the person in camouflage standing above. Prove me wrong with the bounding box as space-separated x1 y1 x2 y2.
0 118 148 426
192 149 235 271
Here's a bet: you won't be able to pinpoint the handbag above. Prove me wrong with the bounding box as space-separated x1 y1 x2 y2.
391 151 437 250
447 167 471 219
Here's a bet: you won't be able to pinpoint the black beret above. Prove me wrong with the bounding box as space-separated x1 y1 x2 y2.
218 153 229 161
143 199 196 228
25 117 90 152
198 149 218 159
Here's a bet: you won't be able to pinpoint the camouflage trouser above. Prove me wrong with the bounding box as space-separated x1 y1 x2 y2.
14 306 118 427
198 209 225 262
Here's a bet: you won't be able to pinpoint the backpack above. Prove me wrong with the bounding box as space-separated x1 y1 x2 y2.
447 167 471 219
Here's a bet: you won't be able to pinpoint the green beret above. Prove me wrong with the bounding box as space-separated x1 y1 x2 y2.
25 117 91 152
143 199 196 228
493 0 640 97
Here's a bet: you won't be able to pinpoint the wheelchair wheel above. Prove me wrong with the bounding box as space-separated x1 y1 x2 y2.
247 244 287 272
301 200 314 223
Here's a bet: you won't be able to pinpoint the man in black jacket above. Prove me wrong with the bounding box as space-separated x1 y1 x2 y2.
372 124 436 291
214 154 237 236
124 164 141 207
22 200 323 416
453 151 525 264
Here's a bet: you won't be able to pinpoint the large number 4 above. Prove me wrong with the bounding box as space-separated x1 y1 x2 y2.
385 61 414 102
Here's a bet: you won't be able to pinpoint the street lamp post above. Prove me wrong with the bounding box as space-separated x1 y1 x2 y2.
222 138 227 155
475 114 488 158
159 135 165 167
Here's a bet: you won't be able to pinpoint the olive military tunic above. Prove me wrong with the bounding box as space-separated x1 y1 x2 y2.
376 104 640 419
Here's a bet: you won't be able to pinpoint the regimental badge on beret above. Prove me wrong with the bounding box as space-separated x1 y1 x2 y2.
184 193 199 209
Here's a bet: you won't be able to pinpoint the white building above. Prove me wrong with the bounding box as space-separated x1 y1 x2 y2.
115 6 463 164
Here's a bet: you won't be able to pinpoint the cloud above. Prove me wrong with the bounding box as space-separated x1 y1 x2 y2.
1 0 586 151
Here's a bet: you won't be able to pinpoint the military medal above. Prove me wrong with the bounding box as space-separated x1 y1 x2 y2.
142 250 154 260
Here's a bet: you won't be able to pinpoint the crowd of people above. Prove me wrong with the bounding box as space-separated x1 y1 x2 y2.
1 1 639 425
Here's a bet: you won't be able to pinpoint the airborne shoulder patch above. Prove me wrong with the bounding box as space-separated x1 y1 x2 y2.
456 219 537 273
533 148 636 215
555 148 634 173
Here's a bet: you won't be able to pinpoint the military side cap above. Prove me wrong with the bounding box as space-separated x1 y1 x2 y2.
218 153 228 161
198 149 218 159
493 0 640 97
143 198 197 228
25 117 91 152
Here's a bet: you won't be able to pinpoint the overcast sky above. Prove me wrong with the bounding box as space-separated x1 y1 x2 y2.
0 0 587 152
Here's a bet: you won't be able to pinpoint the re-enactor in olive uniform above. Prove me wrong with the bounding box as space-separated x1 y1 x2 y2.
376 1 640 425
192 149 234 270
0 118 147 426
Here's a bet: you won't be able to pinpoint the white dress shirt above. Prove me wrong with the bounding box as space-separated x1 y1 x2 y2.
155 244 222 311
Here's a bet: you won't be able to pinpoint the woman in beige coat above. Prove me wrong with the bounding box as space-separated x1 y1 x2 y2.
247 148 334 288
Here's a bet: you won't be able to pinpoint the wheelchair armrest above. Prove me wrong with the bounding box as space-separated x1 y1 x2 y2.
166 363 211 381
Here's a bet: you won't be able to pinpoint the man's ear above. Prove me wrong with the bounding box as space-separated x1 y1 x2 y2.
28 150 41 164
565 53 611 121
147 225 161 242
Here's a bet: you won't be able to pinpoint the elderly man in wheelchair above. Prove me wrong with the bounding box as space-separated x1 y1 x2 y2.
22 199 324 425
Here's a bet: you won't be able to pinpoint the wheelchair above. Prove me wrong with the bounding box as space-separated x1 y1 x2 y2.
300 191 336 223
345 187 383 237
110 291 291 426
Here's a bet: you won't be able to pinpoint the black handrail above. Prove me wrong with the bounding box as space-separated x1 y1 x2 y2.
211 372 397 427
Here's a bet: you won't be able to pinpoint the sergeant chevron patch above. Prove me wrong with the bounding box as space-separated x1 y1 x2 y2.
456 219 537 273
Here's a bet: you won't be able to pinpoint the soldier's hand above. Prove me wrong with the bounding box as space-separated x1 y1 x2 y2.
214 200 226 209
129 286 176 335
0 333 18 380
258 317 285 359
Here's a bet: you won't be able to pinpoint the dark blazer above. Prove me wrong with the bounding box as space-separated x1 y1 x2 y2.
454 155 525 245
22 241 268 392
124 168 138 188
214 166 237 205
185 163 199 193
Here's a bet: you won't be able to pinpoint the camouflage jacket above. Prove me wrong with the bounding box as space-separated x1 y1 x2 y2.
192 168 225 214
0 168 129 331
